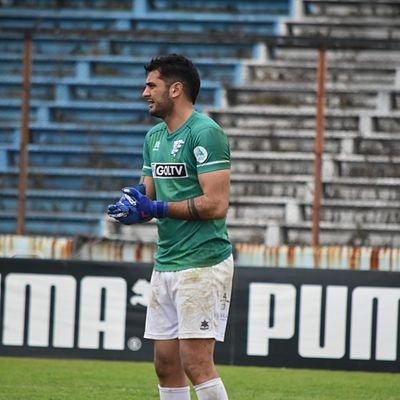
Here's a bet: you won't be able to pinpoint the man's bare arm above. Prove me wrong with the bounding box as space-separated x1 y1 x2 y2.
167 169 230 220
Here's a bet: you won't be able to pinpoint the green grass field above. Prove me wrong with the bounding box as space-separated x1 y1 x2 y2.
0 356 399 400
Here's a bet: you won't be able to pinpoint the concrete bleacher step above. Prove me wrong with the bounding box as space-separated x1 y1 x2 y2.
108 216 284 246
304 199 400 225
270 47 400 64
150 0 290 15
85 56 243 85
3 0 290 15
324 176 400 201
284 220 400 246
0 122 149 147
14 141 400 186
228 128 400 158
0 32 260 60
0 53 73 77
0 210 104 236
0 0 290 32
3 0 289 14
230 174 400 204
0 75 222 108
230 173 313 199
352 132 400 156
207 105 400 131
224 216 400 246
0 188 119 214
231 149 400 178
103 217 158 243
226 217 400 246
373 115 400 131
227 186 400 242
4 0 133 11
230 194 400 223
0 53 243 86
206 105 360 130
0 7 282 34
285 18 400 39
229 195 293 221
303 0 400 19
244 60 399 85
334 153 400 178
226 127 357 153
231 150 314 175
0 125 17 144
228 126 400 156
2 144 143 170
1 166 141 191
225 82 396 110
0 98 153 125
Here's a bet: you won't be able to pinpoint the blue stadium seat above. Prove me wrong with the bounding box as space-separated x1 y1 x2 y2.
0 0 290 31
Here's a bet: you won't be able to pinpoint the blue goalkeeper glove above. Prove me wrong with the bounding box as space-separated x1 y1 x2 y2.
122 187 168 219
107 183 146 225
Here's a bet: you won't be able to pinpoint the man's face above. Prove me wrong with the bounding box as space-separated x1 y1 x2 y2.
142 70 174 119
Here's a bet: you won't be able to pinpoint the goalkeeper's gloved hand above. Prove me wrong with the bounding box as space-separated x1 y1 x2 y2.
122 187 168 219
107 183 146 225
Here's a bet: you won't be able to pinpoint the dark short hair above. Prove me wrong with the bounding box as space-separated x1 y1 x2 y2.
144 54 201 104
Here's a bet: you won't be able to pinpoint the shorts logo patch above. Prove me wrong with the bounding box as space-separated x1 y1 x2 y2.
200 319 210 330
194 146 208 163
152 163 188 178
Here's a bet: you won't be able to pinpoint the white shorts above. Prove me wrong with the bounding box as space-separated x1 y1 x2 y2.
144 255 234 342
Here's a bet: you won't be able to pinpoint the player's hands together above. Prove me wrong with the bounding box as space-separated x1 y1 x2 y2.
107 183 146 225
122 187 168 219
107 183 168 224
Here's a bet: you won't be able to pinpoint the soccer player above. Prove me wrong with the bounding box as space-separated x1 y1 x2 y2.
107 54 233 400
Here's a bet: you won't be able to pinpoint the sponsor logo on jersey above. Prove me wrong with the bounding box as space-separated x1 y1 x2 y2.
171 139 185 158
152 163 188 178
194 146 208 163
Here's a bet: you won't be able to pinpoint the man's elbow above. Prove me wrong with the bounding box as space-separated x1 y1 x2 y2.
203 200 229 219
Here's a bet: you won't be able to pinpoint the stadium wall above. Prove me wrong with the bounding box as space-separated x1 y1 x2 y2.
0 257 399 372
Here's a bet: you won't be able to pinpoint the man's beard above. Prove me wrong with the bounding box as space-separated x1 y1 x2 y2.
149 95 174 119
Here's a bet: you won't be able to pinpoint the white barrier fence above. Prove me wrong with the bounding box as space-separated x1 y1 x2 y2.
1 235 400 271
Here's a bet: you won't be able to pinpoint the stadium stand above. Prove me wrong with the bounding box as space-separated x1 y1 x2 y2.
289 0 400 38
1 0 400 247
0 0 289 238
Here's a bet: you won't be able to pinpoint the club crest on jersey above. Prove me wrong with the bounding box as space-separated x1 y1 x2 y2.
171 139 185 158
152 162 188 178
194 146 208 163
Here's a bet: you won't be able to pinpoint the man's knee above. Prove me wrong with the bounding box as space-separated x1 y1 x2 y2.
155 352 183 379
154 340 186 386
180 339 217 384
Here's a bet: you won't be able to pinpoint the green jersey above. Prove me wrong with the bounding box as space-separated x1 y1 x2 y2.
142 111 232 272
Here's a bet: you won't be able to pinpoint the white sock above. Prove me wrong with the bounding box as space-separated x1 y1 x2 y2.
159 385 191 400
194 377 228 400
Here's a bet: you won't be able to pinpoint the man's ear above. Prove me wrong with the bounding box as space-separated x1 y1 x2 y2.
169 81 184 99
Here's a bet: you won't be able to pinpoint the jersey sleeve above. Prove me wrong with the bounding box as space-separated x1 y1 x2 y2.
193 126 231 174
141 133 153 177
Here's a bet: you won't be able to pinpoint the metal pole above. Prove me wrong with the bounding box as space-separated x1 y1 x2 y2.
311 48 326 246
16 32 33 235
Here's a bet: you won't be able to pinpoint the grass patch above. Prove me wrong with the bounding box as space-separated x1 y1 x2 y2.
0 356 399 400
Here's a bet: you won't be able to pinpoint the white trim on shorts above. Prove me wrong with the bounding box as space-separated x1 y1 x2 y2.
144 254 234 342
